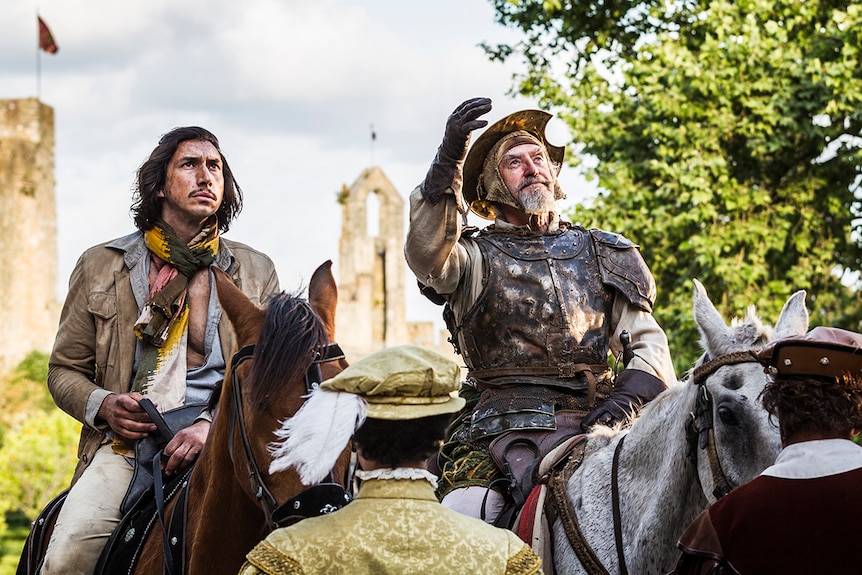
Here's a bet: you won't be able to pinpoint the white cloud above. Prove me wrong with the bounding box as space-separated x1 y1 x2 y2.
2 0 597 329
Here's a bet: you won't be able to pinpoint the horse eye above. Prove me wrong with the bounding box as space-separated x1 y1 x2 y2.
717 405 739 426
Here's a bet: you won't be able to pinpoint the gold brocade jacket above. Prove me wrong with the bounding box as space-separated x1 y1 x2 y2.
239 478 544 575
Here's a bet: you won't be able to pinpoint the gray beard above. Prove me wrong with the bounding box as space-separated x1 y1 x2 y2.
520 185 557 215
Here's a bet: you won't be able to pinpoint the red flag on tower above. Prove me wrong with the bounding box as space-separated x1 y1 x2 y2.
38 16 58 54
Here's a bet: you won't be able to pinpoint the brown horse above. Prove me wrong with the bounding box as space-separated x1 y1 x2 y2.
17 261 351 575
133 261 352 574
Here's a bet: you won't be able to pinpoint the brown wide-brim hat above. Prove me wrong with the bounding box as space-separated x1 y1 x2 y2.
462 109 565 219
756 326 862 380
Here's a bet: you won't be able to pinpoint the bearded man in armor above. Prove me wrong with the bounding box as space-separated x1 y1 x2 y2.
404 97 676 526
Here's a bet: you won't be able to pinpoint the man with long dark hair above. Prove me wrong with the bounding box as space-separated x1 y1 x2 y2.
671 326 862 574
41 127 280 574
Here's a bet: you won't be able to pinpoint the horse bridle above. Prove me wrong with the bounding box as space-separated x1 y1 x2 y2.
226 340 346 530
554 350 760 575
685 350 759 499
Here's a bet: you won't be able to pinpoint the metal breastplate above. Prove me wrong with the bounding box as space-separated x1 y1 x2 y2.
457 226 613 392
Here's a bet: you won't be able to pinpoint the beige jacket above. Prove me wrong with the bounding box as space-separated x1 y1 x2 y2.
48 231 280 482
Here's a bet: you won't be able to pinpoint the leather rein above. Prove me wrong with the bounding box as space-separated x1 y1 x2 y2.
551 350 758 575
549 434 627 575
226 340 346 530
685 350 758 499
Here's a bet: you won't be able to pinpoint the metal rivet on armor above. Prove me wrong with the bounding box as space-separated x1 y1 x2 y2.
293 501 301 510
125 528 136 542
820 357 830 365
562 249 567 254
171 536 178 546
783 358 792 366
38 518 45 526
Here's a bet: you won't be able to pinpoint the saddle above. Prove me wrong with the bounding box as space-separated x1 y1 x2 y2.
16 400 205 575
488 410 585 529
16 489 67 575
515 434 589 575
95 463 194 575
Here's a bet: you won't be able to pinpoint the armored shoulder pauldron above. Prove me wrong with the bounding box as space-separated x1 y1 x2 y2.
589 229 656 313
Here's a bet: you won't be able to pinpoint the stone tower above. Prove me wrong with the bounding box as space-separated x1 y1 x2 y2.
335 166 408 358
0 98 59 372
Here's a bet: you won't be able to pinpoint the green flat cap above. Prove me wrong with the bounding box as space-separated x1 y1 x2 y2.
321 344 465 420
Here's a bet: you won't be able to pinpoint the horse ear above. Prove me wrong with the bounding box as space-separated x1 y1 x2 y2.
213 266 266 343
772 289 809 339
692 278 734 354
309 260 338 341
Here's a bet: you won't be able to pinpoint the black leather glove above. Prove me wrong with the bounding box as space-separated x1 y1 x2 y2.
581 370 666 430
421 97 493 205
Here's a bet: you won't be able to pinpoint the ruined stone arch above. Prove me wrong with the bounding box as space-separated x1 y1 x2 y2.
335 166 407 356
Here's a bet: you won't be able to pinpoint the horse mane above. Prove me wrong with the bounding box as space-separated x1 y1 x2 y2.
247 291 328 409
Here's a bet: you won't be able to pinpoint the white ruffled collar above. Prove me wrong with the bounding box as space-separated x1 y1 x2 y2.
354 467 438 490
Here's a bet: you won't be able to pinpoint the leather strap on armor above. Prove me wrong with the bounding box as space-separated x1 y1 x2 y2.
457 226 613 384
471 363 609 406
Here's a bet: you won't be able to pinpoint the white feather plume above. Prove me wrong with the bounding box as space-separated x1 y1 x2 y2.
268 388 367 485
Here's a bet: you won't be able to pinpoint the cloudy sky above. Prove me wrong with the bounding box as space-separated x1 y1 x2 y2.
3 0 594 327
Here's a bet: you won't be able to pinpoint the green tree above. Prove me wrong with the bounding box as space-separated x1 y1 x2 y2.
486 0 862 372
0 352 78 571
0 409 79 521
0 351 54 434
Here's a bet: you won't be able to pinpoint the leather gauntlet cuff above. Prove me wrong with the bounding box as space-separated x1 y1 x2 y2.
582 369 666 430
420 147 463 206
614 368 666 403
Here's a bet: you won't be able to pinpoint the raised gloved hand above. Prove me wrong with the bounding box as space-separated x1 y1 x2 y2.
581 370 666 430
421 97 493 206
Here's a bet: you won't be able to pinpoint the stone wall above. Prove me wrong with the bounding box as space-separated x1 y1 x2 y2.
335 166 461 365
335 167 408 358
0 98 59 372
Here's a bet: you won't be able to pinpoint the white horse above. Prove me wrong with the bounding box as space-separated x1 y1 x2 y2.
551 280 809 574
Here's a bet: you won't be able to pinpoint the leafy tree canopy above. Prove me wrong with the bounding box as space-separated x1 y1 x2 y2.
0 351 54 434
0 351 78 567
0 410 79 521
487 0 862 372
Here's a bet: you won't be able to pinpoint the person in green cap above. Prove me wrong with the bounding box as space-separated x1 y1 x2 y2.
238 344 543 575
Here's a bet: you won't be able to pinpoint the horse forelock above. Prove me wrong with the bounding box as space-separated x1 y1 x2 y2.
704 312 772 357
246 292 328 409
